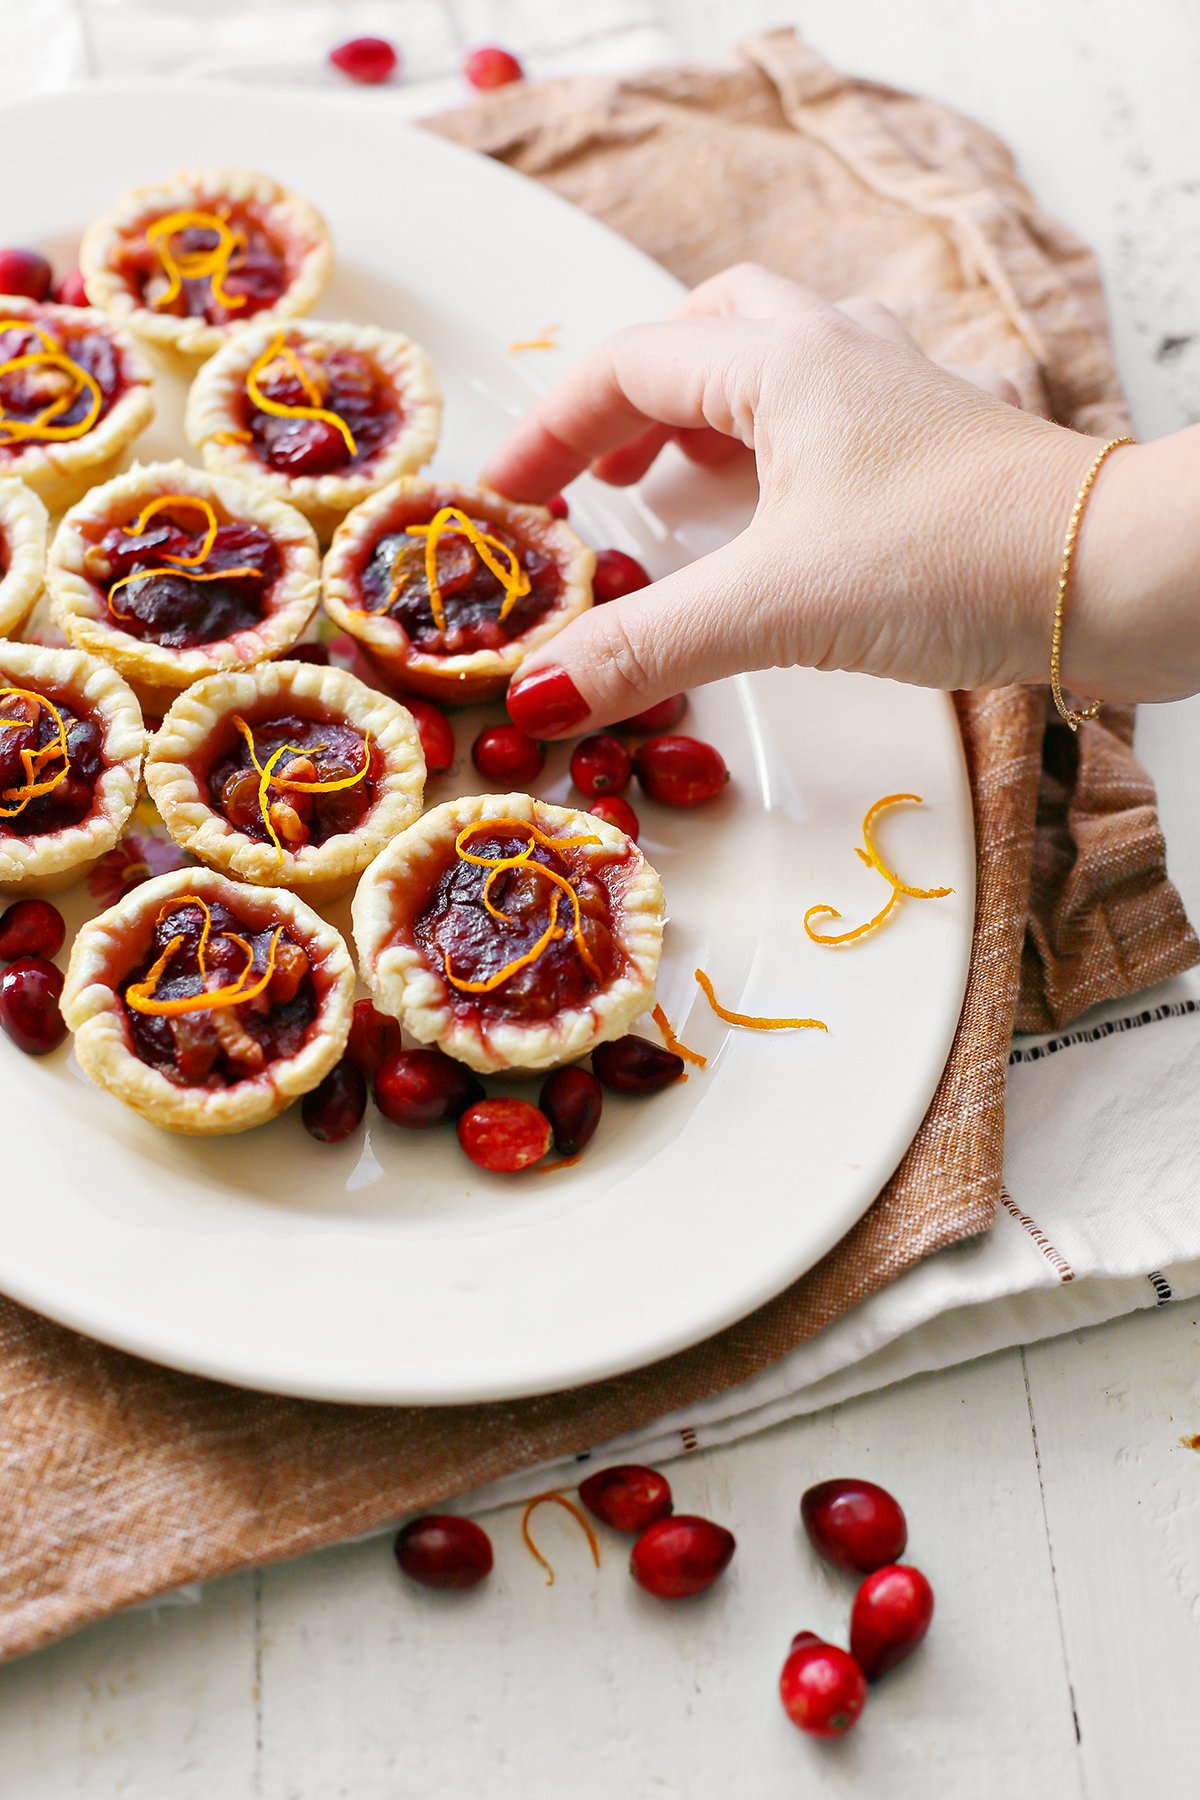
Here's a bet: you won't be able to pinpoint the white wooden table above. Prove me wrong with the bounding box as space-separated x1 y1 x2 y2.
3 4 1199 1794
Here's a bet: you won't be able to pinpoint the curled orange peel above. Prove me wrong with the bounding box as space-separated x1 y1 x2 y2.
231 716 370 862
694 967 827 1033
521 1492 601 1587
124 895 286 1018
0 349 102 445
804 793 952 948
405 506 531 630
443 818 604 993
246 332 356 458
0 687 70 816
146 210 246 312
652 1001 707 1068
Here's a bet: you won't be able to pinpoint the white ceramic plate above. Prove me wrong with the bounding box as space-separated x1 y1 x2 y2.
0 84 974 1403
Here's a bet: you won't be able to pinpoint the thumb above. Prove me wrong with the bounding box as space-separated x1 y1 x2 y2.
506 532 777 737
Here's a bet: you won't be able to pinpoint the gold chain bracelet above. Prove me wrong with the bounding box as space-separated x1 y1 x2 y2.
1050 435 1135 730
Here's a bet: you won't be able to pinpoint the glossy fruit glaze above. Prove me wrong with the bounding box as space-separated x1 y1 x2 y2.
237 341 403 477
90 508 280 648
204 711 378 846
0 687 105 838
0 314 127 455
111 206 290 325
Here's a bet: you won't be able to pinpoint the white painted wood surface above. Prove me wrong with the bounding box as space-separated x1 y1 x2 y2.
2 4 1199 1795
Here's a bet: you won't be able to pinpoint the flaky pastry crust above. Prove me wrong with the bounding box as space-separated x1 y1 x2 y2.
0 478 49 638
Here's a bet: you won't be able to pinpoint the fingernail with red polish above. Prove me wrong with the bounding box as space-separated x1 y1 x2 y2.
507 666 590 737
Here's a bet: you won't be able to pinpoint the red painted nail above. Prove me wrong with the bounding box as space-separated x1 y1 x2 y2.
507 666 589 737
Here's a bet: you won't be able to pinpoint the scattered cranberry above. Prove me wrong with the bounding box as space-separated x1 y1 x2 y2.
53 268 89 308
630 1516 735 1599
589 795 640 841
580 1465 673 1534
395 1515 494 1590
472 722 545 787
347 998 404 1081
592 548 651 605
464 45 524 90
0 955 66 1055
376 1048 483 1129
618 693 688 734
546 493 569 519
634 735 728 808
458 1098 552 1173
287 641 331 667
849 1564 934 1679
570 733 632 799
801 1478 908 1575
302 1058 366 1143
592 1035 683 1094
404 697 455 777
0 249 53 302
329 36 399 85
779 1637 869 1737
0 899 66 963
539 1066 602 1156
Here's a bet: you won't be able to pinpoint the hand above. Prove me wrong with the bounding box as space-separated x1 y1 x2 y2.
481 264 1116 737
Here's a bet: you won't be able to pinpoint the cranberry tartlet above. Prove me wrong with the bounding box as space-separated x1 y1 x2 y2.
322 478 594 703
79 168 332 364
0 478 49 639
186 319 442 541
62 867 355 1134
0 639 144 895
352 794 664 1074
47 460 320 710
0 299 155 511
145 660 427 901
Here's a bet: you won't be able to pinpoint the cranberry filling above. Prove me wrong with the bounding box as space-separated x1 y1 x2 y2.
0 688 105 837
113 210 290 325
239 345 403 477
0 318 127 455
355 506 561 655
205 711 379 847
90 510 280 648
413 829 623 1023
124 894 318 1087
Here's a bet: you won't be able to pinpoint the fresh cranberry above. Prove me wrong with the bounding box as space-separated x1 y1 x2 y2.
592 548 651 606
329 36 399 85
618 693 688 733
588 795 640 841
0 899 66 963
0 249 53 302
580 1465 673 1534
546 493 569 520
376 1048 483 1129
457 1098 552 1172
630 1516 734 1599
779 1638 868 1737
849 1565 934 1679
53 268 89 308
801 1478 908 1574
634 735 728 807
592 1035 683 1094
539 1066 602 1156
570 733 632 798
404 697 455 777
347 999 404 1081
395 1516 493 1590
286 641 331 667
472 723 545 786
464 45 524 90
302 1058 366 1143
0 955 66 1055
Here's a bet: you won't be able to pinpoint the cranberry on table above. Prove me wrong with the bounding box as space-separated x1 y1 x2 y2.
589 795 639 841
53 268 89 308
472 722 545 787
286 641 331 667
0 955 67 1056
0 899 66 963
779 1637 869 1738
302 1057 367 1143
634 735 728 808
570 733 632 799
395 1515 494 1590
592 1034 683 1094
539 1065 602 1156
545 493 570 519
463 45 524 90
580 1465 673 1534
404 697 455 777
618 693 688 734
376 1048 483 1129
630 1515 735 1599
346 998 404 1081
329 36 399 85
0 249 53 302
457 1098 552 1173
849 1564 934 1679
592 548 651 605
801 1477 908 1575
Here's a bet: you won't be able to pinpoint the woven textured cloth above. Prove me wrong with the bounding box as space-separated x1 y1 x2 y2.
1 29 1195 1664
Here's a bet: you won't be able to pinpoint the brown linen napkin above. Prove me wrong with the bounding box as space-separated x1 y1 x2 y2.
1 28 1196 1665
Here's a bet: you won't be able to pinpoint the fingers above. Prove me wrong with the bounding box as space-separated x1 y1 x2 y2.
675 262 820 320
589 422 752 487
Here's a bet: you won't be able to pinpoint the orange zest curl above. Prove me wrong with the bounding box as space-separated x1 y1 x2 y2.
652 1001 707 1068
206 428 253 447
405 506 531 631
508 323 560 354
694 967 827 1033
124 895 286 1018
443 817 604 995
803 883 901 947
0 345 102 447
859 793 954 899
0 687 70 818
125 495 219 566
246 332 357 459
106 563 262 621
804 793 952 948
146 209 246 312
521 1492 601 1588
231 715 371 861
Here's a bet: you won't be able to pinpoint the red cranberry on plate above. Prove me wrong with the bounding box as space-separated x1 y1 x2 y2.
329 36 400 85
464 45 524 90
538 1065 602 1157
0 898 66 963
457 1098 552 1172
849 1564 934 1679
302 1057 367 1143
633 735 728 807
346 998 403 1082
404 697 455 777
579 1465 673 1534
570 733 632 799
0 249 53 302
592 1035 683 1094
472 722 545 786
618 693 688 734
375 1049 483 1129
592 548 650 605
0 955 67 1055
53 268 89 307
801 1478 908 1574
630 1515 735 1599
588 795 639 841
779 1636 868 1737
546 493 569 519
395 1515 494 1589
